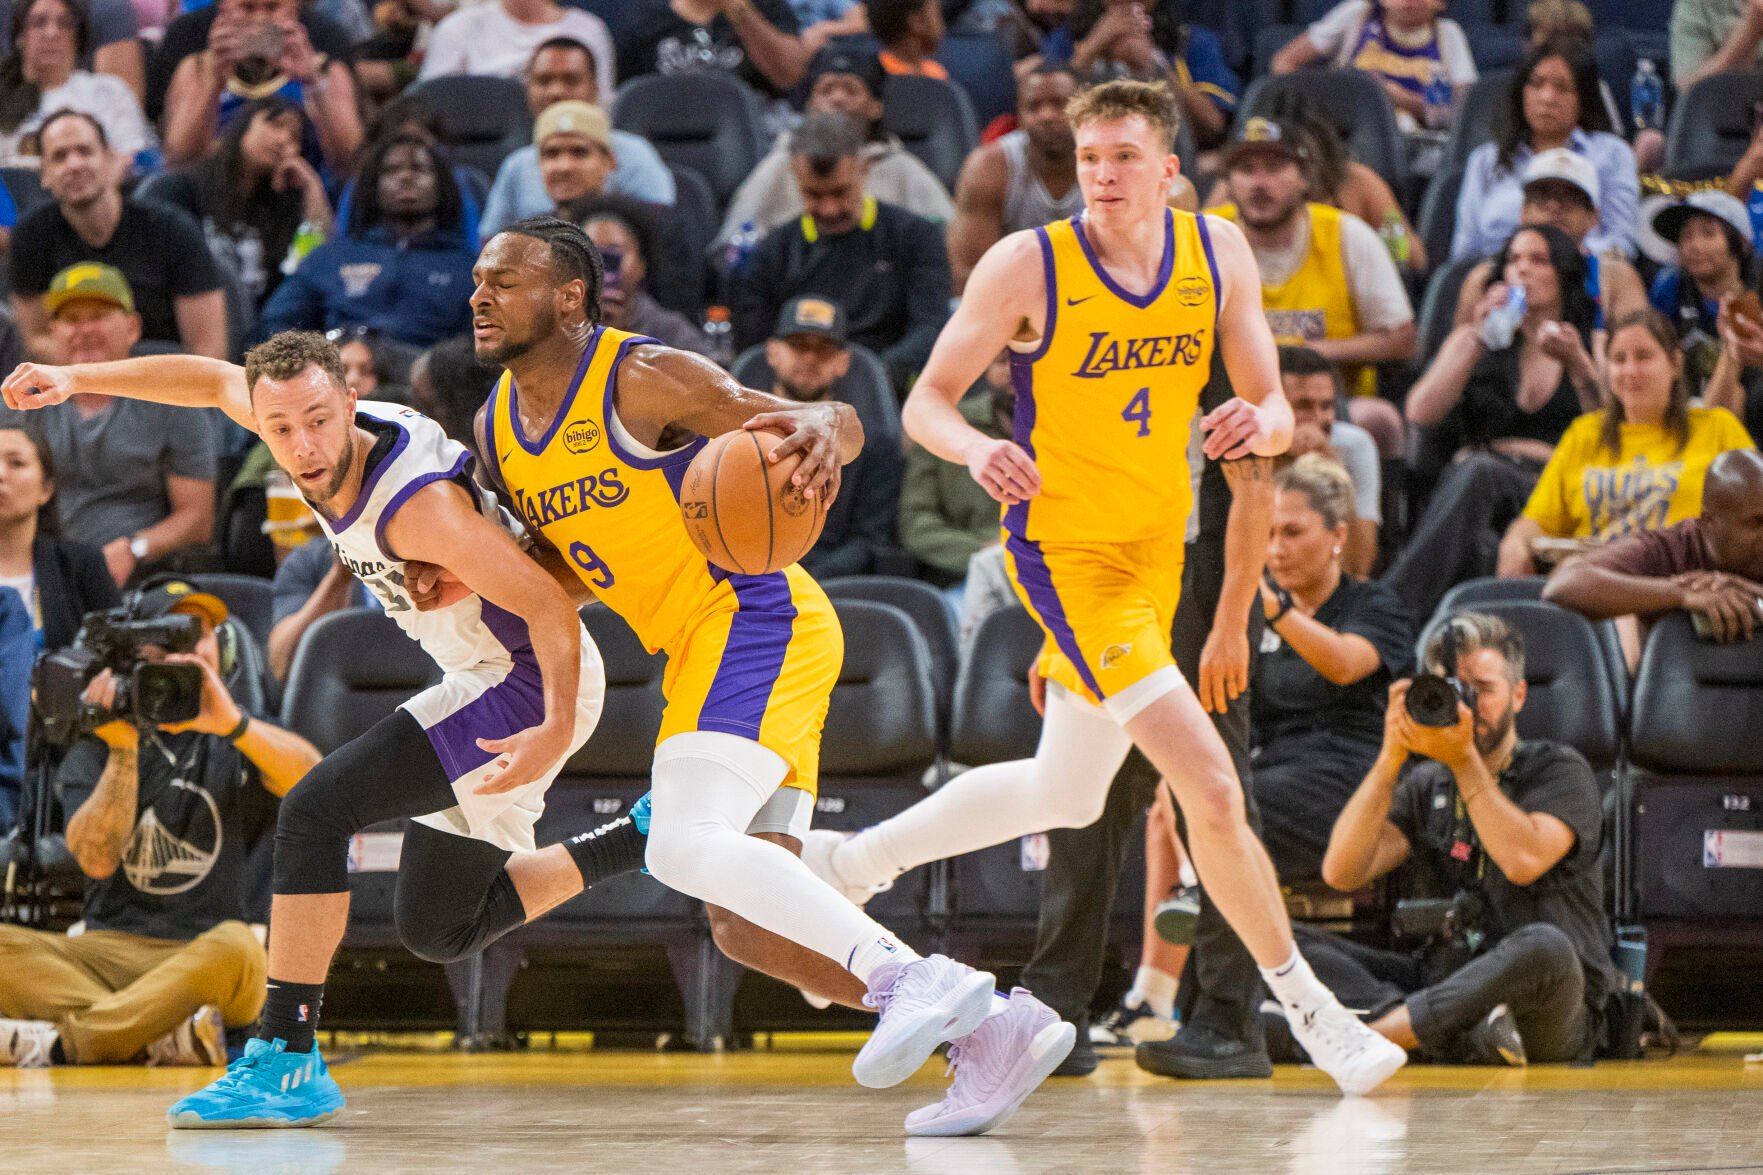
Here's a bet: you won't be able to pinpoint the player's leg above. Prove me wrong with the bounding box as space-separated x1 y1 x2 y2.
1118 672 1407 1095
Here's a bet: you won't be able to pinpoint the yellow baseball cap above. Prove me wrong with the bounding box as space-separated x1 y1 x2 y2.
45 263 136 318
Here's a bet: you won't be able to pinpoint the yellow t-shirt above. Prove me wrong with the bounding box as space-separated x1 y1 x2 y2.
1522 406 1755 541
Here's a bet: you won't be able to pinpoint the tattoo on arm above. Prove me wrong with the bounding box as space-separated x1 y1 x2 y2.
66 745 139 877
1220 455 1274 484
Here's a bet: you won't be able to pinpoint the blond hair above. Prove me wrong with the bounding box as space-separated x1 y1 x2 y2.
1275 453 1355 531
1525 0 1593 42
1065 79 1182 153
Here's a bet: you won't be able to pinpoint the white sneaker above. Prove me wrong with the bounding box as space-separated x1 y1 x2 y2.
146 1005 227 1067
0 1018 57 1068
801 829 893 908
853 955 995 1089
1286 998 1408 1096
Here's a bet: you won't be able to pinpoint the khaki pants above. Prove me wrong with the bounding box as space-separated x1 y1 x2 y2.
0 921 266 1063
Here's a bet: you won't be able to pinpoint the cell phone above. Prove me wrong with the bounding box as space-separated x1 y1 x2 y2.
1727 290 1763 332
598 244 623 293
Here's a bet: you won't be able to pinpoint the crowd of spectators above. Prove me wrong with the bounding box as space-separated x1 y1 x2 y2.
0 0 1756 1077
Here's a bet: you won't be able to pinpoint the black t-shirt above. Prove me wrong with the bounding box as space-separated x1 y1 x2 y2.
1252 576 1415 746
55 730 278 941
10 199 221 345
1455 344 1583 449
145 165 303 306
146 6 357 122
617 0 800 98
1390 740 1616 1022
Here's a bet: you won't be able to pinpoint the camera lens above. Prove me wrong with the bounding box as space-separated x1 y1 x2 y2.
1405 674 1462 728
133 664 205 726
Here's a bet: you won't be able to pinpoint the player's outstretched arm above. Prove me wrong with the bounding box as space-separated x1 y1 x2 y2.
620 344 862 505
383 480 582 796
1199 216 1294 462
1 355 256 433
903 231 1043 505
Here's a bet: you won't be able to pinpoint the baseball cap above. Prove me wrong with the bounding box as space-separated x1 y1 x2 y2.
773 296 848 345
1225 116 1309 168
133 578 229 629
1650 189 1753 256
1522 148 1600 209
534 100 611 150
44 263 135 318
807 44 885 101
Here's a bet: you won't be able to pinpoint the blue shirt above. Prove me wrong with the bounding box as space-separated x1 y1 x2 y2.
1450 129 1640 262
480 130 677 237
1178 26 1240 114
260 224 476 348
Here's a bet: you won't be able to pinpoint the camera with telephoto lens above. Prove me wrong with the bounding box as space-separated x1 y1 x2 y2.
31 608 205 746
1405 626 1478 727
1391 892 1482 944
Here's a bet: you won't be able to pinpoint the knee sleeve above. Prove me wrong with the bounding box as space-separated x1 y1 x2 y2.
272 758 361 895
394 824 525 964
1033 685 1134 830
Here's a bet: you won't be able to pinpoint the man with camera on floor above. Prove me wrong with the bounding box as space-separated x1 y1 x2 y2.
0 580 319 1068
1303 611 1615 1065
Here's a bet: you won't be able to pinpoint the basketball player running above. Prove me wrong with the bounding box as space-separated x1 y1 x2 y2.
1 332 650 1127
439 216 1072 1135
799 81 1409 1097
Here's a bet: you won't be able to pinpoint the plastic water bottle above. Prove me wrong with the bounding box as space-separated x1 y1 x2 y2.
281 219 326 276
722 220 759 275
1379 209 1411 267
702 305 733 367
1631 60 1665 134
1423 64 1454 131
1480 284 1528 351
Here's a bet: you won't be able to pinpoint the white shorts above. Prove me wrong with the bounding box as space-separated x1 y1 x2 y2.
406 633 605 852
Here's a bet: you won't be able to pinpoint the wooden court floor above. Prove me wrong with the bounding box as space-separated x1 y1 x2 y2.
5 1035 1761 1174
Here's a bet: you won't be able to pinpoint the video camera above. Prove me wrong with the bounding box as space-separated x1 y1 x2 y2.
31 607 205 746
1406 624 1478 728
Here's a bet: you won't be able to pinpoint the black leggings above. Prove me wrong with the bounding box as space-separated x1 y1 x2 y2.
274 708 530 964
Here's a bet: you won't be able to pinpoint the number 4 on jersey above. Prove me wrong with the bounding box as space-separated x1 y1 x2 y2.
1122 387 1152 437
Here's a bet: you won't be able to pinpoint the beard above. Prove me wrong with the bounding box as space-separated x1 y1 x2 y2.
1474 704 1517 757
303 428 356 508
776 376 831 403
476 302 557 366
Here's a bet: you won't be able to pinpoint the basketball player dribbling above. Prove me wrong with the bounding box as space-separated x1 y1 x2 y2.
800 80 1409 1095
429 217 1074 1135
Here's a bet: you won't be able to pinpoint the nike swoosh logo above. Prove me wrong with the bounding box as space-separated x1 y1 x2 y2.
1066 295 1096 306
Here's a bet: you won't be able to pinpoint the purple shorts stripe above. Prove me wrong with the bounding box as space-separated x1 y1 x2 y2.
423 598 542 779
697 572 796 738
1005 533 1104 700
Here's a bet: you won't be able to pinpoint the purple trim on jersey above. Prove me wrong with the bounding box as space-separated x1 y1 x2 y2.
482 379 508 493
1005 532 1104 699
696 572 796 738
372 452 473 560
1348 17 1443 101
601 333 704 472
419 599 542 782
1002 357 1038 537
1073 207 1174 310
329 415 411 532
1018 224 1059 363
509 327 603 456
1196 213 1222 324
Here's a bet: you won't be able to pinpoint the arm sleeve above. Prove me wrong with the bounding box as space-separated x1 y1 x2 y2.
1341 213 1415 332
1439 21 1477 85
163 405 218 481
1338 581 1416 677
1713 407 1757 449
882 215 952 379
1305 0 1367 60
161 206 222 296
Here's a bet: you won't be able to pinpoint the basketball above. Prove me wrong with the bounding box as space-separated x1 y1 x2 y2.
679 427 828 575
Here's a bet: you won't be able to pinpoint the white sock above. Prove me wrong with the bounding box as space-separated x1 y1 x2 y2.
644 733 922 985
1259 947 1333 1014
829 688 1135 891
1132 966 1178 1020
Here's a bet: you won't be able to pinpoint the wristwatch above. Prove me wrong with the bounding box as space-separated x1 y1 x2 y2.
128 535 150 561
1265 576 1295 624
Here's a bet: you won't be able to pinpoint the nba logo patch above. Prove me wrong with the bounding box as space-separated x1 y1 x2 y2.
297 1004 310 1022
1020 833 1050 872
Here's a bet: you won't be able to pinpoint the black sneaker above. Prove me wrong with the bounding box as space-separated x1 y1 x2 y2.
1134 1021 1273 1080
1052 1018 1098 1077
1091 995 1177 1047
1463 1004 1527 1067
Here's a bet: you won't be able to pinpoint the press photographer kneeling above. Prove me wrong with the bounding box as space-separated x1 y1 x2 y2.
1308 612 1615 1065
0 580 319 1067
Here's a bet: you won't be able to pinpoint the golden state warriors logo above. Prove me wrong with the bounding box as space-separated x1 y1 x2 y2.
1175 277 1211 307
564 420 602 455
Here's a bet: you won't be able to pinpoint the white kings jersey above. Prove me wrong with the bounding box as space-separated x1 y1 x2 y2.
312 401 535 677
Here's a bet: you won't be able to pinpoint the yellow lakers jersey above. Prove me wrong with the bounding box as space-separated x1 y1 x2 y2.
1007 208 1218 543
485 325 723 653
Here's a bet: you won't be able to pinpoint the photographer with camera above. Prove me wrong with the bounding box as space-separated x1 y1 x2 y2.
0 579 320 1068
1310 612 1615 1065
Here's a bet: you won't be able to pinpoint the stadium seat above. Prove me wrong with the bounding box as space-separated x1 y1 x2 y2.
1439 68 1511 178
613 72 768 212
1414 254 1483 360
935 31 1018 129
729 342 901 451
1251 24 1302 79
1435 575 1545 609
1464 25 1523 73
646 164 716 321
281 607 440 750
1585 0 1671 42
408 75 532 184
220 486 276 579
1664 71 1763 178
882 74 980 193
820 576 958 735
191 572 275 648
1415 161 1464 276
1240 71 1409 199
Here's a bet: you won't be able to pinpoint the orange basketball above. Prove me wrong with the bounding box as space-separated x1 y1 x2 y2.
679 428 828 575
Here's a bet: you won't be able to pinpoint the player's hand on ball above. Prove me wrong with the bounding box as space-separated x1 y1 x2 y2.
964 437 1040 504
405 560 471 611
1201 397 1275 461
473 721 573 795
1 363 75 411
744 405 848 504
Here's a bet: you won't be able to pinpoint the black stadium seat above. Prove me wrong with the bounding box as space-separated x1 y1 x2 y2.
191 572 275 648
409 75 532 185
281 607 440 750
820 576 957 735
612 72 768 212
1415 160 1465 274
646 164 717 321
1664 71 1763 178
882 74 979 193
1435 575 1545 610
1414 255 1483 361
1240 71 1409 200
1438 68 1511 178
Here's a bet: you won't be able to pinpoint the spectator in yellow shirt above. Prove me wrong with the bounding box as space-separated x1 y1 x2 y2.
1499 309 1755 577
